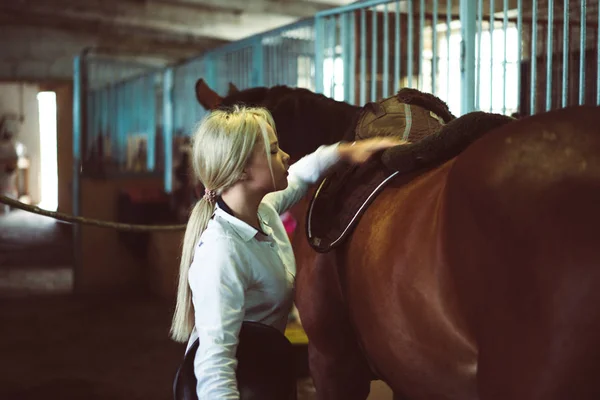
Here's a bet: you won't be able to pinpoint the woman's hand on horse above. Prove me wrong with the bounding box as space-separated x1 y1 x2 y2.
339 137 406 164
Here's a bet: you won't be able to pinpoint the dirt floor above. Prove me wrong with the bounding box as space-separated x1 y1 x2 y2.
0 209 393 400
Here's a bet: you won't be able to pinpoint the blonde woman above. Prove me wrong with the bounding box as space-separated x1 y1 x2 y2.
170 105 400 399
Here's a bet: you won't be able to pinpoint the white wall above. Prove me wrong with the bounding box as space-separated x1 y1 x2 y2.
0 83 42 204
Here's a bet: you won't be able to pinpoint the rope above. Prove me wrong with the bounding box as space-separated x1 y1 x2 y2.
0 195 186 232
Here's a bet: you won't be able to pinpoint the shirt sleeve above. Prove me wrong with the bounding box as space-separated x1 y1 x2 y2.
264 142 342 215
188 237 250 399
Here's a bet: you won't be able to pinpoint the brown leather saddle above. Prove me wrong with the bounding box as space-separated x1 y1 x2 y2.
306 88 515 253
173 321 296 400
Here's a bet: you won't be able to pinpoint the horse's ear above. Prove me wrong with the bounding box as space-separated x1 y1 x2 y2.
228 82 240 96
195 79 223 110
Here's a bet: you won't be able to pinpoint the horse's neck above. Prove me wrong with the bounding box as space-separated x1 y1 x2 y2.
304 96 361 144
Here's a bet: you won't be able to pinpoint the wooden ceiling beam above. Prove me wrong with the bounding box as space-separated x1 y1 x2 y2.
157 0 344 18
0 0 241 40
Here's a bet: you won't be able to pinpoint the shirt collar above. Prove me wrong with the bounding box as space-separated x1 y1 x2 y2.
214 197 269 242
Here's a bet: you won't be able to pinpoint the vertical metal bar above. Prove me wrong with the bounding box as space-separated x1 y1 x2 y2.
146 75 155 171
446 0 451 100
476 0 483 109
530 0 538 114
419 0 425 90
349 12 357 104
503 0 508 114
408 0 414 87
71 53 86 294
264 42 271 87
342 12 349 101
489 0 495 112
597 2 600 105
163 68 174 193
546 0 554 110
286 37 293 87
330 16 337 98
360 8 367 104
315 16 325 94
460 0 477 114
395 0 401 93
383 3 390 98
249 47 255 88
276 39 282 85
72 55 83 215
102 88 108 146
86 92 94 159
517 0 523 112
579 0 587 105
432 0 438 95
371 6 378 101
237 50 243 88
278 43 285 87
137 78 143 134
253 37 265 87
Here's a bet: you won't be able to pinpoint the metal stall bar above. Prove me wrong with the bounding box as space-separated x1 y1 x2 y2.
146 74 156 171
408 0 414 88
517 0 523 112
395 0 401 94
503 0 509 114
562 0 570 107
329 16 337 99
86 92 94 160
432 0 438 95
349 12 357 103
101 88 108 156
461 0 477 114
284 36 292 87
531 0 538 113
361 8 367 104
252 37 264 87
341 12 349 101
489 0 494 112
476 0 483 109
579 0 587 105
372 6 378 101
72 52 87 293
546 0 554 110
383 3 390 98
446 0 452 101
163 68 174 193
273 38 281 88
315 16 325 94
419 0 425 91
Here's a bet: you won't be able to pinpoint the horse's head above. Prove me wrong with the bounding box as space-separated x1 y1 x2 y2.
195 79 361 161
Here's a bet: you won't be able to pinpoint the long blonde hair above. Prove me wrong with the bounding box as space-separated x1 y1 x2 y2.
170 105 277 342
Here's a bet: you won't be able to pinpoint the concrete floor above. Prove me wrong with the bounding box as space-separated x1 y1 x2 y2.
0 208 393 400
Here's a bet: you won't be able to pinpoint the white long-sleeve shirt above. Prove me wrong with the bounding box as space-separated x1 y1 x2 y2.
186 143 341 399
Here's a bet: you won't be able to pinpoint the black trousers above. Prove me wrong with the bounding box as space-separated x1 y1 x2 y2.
173 321 297 400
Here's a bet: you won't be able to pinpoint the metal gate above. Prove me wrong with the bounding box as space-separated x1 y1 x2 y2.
73 54 163 178
314 0 599 116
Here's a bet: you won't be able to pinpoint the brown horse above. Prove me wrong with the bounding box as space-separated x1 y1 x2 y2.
195 80 600 400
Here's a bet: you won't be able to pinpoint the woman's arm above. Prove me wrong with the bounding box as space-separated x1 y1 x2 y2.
264 137 402 215
263 143 341 215
188 237 250 399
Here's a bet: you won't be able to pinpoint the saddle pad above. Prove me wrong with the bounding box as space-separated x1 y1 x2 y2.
306 91 515 253
306 157 398 253
306 89 448 253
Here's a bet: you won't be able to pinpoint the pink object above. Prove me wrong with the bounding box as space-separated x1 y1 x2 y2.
280 211 297 236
